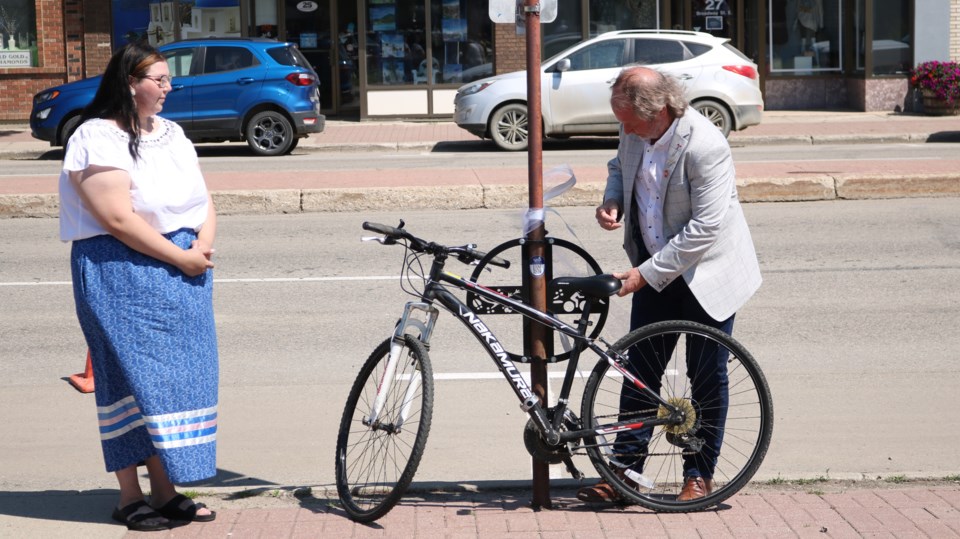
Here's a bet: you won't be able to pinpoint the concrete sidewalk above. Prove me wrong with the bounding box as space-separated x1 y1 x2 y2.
1 110 959 218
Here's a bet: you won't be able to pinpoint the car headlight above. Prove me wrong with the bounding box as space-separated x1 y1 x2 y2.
458 80 495 98
33 90 60 105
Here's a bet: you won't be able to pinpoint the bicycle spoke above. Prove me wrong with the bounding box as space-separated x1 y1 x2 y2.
582 321 772 512
336 336 433 522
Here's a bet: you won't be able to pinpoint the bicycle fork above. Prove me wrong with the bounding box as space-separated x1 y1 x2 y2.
364 302 439 432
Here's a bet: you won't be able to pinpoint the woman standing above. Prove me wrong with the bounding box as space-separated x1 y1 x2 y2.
59 41 219 531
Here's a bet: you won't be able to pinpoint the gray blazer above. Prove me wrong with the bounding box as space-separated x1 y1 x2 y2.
603 108 762 322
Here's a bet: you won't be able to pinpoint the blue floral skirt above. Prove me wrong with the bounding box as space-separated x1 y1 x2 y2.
71 229 218 484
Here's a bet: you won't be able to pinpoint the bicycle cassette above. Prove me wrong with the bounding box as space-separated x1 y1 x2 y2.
658 397 697 435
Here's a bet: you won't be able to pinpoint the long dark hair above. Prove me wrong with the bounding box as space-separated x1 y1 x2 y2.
81 41 166 160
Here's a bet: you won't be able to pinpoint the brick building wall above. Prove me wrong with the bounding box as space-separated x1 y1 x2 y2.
0 0 111 122
493 24 526 75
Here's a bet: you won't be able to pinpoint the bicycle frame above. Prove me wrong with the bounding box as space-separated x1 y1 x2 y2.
367 258 684 448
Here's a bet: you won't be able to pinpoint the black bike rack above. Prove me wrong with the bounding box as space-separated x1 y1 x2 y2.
467 236 609 363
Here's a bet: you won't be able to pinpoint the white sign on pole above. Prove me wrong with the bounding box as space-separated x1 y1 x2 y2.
540 0 557 23
489 0 516 23
489 0 557 23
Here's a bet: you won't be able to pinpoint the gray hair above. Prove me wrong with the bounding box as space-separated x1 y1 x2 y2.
610 66 688 121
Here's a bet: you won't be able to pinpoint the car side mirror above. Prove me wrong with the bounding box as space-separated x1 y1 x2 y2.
555 58 571 72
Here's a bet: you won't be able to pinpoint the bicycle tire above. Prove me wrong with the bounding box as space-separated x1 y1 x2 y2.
581 320 773 512
335 335 434 522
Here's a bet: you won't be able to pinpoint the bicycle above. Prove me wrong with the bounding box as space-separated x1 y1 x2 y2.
335 221 773 522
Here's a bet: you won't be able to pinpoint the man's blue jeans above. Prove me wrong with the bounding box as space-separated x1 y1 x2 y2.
614 276 734 481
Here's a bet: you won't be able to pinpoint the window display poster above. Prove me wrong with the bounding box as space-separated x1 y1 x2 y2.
0 0 39 66
442 18 466 42
300 32 318 48
381 33 404 58
443 63 462 83
370 5 396 32
382 58 405 83
442 0 460 19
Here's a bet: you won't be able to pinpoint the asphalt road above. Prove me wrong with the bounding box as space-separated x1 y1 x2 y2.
1 200 958 493
3 142 959 175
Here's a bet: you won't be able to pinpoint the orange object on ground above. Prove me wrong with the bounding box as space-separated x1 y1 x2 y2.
68 350 95 393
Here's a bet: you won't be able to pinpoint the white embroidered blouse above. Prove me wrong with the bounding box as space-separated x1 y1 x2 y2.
59 117 210 241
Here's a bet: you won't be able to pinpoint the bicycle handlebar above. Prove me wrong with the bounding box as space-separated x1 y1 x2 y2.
362 221 511 269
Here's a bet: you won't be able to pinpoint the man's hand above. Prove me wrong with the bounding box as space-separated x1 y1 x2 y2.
596 201 622 231
613 267 646 296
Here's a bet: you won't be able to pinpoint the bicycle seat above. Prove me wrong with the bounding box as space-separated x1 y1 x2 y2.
548 274 621 300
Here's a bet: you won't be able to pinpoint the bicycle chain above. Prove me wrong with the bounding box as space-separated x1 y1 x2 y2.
574 408 696 458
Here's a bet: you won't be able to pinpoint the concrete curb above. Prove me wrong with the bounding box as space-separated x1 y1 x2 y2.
4 175 958 218
3 131 960 160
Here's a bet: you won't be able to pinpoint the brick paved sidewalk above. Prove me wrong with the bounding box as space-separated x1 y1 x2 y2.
117 483 960 538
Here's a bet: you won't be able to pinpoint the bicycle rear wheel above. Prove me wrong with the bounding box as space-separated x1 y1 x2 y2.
581 320 772 512
335 335 433 522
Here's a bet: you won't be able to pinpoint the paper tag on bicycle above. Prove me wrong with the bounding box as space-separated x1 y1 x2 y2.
529 255 545 277
624 469 655 489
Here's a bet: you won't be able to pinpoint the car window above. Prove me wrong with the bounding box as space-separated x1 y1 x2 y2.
565 40 625 71
267 45 312 69
684 42 713 59
631 39 689 65
163 48 196 77
204 46 258 74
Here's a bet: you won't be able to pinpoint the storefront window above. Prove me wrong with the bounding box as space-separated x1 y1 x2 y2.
856 0 911 75
542 0 582 60
426 0 491 85
0 0 38 67
366 0 491 86
366 0 424 85
112 0 240 48
769 0 842 74
589 0 655 36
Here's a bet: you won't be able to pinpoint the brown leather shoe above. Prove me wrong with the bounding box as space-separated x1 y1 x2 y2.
577 468 642 504
677 477 714 501
576 480 622 503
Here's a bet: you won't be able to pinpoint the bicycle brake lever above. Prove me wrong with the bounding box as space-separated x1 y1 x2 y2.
361 236 397 245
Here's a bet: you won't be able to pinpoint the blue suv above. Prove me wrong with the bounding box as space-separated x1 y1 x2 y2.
30 38 325 156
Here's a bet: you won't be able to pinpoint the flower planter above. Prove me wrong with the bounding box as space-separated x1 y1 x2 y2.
921 90 960 116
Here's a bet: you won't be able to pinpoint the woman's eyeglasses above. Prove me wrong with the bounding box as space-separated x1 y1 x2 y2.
142 75 173 88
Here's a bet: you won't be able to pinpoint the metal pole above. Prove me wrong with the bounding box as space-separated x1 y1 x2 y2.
522 0 550 510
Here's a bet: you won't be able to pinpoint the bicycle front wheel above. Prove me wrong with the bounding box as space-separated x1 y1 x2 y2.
581 320 773 512
335 335 434 522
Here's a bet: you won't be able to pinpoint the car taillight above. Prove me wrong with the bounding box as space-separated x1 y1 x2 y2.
285 72 316 87
722 65 758 80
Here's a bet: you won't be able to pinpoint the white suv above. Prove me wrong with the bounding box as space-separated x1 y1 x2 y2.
453 30 764 151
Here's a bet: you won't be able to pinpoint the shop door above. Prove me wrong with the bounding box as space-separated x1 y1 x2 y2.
285 0 333 111
284 0 357 114
666 0 740 51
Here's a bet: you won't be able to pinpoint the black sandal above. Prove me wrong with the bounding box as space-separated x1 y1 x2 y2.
111 500 170 531
154 493 217 522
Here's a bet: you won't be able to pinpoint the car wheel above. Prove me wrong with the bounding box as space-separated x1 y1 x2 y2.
60 114 82 147
246 111 294 156
693 100 732 138
284 137 300 155
489 103 529 151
